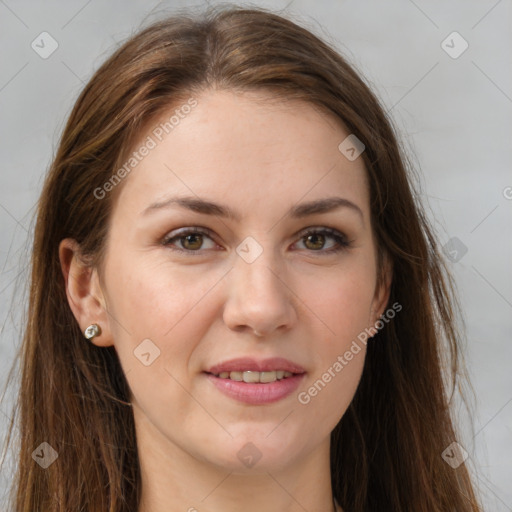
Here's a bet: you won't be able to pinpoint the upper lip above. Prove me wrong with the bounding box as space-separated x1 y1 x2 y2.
206 357 306 375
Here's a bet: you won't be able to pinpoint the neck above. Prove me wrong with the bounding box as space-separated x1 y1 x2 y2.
135 411 337 512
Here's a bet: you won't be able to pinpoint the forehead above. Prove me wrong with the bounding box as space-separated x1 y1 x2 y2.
112 89 369 221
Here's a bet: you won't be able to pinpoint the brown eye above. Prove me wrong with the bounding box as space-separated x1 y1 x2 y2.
304 233 326 250
162 228 217 254
295 228 350 254
181 233 203 250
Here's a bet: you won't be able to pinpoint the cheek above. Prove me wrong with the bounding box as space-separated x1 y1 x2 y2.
102 256 236 397
106 256 227 338
292 260 375 420
103 260 226 418
299 260 377 343
295 279 371 430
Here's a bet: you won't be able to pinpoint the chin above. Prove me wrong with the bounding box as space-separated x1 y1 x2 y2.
201 436 304 474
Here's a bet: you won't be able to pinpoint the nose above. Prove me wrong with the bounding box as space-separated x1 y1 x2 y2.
222 244 297 338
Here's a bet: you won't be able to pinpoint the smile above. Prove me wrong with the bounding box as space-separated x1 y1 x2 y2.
211 370 295 383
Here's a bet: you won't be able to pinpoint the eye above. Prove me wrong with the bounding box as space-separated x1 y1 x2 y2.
293 227 350 254
162 227 218 254
162 226 351 256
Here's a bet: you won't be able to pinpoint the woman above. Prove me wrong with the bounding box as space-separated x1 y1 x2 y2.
1 5 482 511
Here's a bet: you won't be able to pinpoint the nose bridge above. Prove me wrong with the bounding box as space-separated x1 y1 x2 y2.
223 234 296 334
237 249 278 295
234 235 283 301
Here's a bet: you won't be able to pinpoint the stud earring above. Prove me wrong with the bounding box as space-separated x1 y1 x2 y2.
84 323 101 340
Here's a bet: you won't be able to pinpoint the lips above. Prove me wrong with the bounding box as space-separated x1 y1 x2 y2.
204 357 306 405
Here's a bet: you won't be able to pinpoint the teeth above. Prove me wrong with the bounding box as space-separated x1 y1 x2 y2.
214 370 294 383
243 371 261 383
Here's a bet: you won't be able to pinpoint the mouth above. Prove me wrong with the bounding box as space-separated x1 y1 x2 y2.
207 369 297 383
203 357 306 404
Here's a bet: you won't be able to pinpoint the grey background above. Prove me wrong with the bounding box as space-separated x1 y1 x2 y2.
0 0 511 510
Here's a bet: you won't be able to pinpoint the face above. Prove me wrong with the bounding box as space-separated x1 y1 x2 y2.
87 89 389 472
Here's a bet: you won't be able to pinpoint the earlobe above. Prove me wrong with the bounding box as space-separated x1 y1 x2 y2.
58 238 113 347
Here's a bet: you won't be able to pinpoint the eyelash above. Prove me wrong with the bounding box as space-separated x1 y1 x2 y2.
161 226 351 256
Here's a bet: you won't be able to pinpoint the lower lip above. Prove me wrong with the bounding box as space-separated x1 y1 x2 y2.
204 373 305 404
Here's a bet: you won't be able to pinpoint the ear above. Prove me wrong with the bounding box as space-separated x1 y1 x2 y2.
370 252 393 324
59 238 113 347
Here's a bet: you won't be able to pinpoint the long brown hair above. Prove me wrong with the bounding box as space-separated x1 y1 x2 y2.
1 5 482 511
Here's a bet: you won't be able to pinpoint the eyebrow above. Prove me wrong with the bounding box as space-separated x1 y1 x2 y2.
142 195 363 221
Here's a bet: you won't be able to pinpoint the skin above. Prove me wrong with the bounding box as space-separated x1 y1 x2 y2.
60 89 391 512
